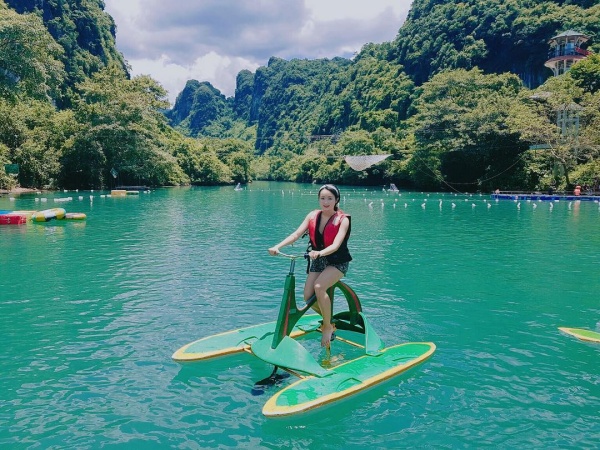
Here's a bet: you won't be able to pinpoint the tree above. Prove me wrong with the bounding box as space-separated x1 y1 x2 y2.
66 64 184 188
173 136 232 185
569 54 600 94
0 142 15 190
0 1 65 101
408 68 527 191
507 75 598 190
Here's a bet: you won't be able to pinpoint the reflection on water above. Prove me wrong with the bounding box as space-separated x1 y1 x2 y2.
1 184 599 448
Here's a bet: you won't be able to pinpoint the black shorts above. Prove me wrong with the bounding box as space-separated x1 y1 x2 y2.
309 257 349 275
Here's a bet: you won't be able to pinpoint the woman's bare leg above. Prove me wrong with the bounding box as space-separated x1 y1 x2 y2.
304 271 321 314
313 266 344 348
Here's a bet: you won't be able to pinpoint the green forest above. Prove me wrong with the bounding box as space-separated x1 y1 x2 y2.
1 0 600 193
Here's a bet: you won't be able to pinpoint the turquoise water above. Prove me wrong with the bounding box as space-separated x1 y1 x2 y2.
1 182 599 449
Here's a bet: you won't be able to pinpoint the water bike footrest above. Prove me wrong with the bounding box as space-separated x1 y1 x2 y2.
251 334 329 377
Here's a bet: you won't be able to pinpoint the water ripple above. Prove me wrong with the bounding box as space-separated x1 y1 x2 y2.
1 185 599 448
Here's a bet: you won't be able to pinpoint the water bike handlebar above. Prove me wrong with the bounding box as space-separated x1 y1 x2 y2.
275 251 310 274
276 251 309 260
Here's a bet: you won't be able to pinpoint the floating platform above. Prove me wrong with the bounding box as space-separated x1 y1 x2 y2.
115 186 150 191
491 193 600 202
0 213 27 225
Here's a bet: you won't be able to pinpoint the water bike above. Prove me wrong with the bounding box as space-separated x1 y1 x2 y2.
172 252 436 417
559 327 600 343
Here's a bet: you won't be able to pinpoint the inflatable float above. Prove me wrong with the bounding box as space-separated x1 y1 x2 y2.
31 208 66 222
64 212 87 220
0 213 27 225
12 210 36 219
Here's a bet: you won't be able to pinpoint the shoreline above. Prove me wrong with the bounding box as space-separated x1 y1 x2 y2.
0 187 40 195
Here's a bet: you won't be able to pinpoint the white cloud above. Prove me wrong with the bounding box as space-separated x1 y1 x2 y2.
129 52 260 104
103 0 412 104
305 0 407 21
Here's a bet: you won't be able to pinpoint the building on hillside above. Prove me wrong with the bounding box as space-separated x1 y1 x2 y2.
544 30 591 76
541 30 593 145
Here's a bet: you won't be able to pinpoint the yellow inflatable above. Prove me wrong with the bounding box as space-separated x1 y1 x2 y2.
31 208 66 222
64 213 87 220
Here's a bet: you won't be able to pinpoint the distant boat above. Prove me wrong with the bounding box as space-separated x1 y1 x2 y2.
389 183 399 192
234 183 243 191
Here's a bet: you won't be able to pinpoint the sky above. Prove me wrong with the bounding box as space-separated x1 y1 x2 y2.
102 0 413 105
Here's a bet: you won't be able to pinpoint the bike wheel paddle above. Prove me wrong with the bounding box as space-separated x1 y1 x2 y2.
251 366 291 396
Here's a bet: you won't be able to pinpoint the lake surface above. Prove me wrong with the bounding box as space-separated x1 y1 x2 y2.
1 182 599 449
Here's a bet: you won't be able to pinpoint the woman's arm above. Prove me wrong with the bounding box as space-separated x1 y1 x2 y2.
268 213 311 255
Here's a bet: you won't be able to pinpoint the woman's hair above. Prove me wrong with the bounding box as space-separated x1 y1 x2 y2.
318 184 340 211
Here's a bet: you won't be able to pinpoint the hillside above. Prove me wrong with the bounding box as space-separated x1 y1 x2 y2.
4 0 127 107
2 0 599 192
391 0 600 86
168 0 599 153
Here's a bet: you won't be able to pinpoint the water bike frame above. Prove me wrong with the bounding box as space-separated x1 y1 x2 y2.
172 252 436 417
249 252 385 377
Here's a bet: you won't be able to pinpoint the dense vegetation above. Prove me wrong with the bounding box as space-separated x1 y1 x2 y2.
0 0 248 190
1 0 599 193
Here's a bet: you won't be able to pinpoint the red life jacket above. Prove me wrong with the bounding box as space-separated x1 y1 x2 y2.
307 210 349 248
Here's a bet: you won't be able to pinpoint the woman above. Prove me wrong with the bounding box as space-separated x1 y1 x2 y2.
268 184 352 349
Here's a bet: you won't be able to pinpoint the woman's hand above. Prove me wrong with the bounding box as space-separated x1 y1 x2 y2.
268 247 280 256
309 250 321 260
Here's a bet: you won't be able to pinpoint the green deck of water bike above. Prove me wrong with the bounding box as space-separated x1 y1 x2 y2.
559 327 600 343
172 314 324 361
262 341 435 416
